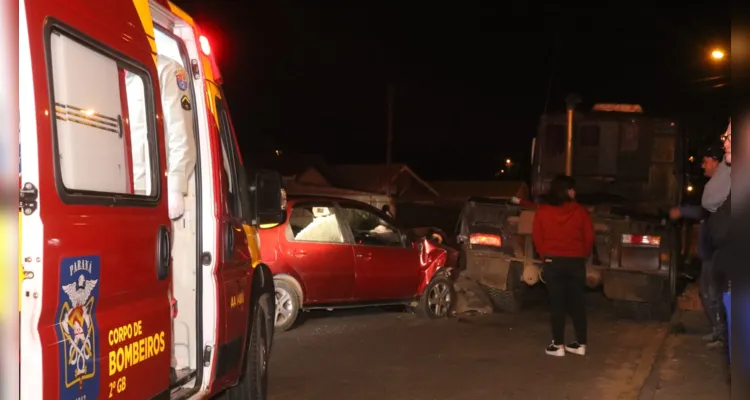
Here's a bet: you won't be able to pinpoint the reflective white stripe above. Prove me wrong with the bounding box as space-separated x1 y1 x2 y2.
19 1 45 399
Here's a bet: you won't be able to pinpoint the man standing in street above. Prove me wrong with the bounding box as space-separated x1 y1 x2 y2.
703 122 732 350
669 144 724 345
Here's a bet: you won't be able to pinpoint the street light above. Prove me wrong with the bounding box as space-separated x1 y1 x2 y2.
710 49 726 61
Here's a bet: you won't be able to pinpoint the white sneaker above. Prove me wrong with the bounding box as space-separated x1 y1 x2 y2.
545 343 565 357
565 342 587 356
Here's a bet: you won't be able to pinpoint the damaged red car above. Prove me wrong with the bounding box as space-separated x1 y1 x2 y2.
258 196 456 331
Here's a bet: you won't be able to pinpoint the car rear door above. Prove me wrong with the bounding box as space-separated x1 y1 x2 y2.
277 201 356 303
21 2 172 398
338 204 420 301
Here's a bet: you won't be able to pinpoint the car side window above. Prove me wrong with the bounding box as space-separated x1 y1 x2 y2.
340 206 403 248
287 204 344 244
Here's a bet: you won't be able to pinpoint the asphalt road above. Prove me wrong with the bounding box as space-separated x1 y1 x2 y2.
267 294 686 400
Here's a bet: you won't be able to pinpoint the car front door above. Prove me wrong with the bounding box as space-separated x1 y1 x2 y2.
338 204 421 301
277 202 356 303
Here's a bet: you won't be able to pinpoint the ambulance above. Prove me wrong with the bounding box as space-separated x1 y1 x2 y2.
19 0 284 398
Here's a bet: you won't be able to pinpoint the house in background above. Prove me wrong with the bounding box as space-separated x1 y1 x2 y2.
428 180 530 206
321 163 440 202
251 157 530 225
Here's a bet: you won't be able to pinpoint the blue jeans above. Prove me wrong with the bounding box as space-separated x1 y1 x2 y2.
700 260 726 341
723 290 731 364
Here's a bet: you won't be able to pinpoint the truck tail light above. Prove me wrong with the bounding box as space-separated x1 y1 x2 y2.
470 233 502 247
622 234 660 247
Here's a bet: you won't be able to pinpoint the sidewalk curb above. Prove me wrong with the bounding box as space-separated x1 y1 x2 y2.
637 310 684 400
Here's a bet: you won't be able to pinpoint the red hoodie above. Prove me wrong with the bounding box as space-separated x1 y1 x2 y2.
532 201 594 259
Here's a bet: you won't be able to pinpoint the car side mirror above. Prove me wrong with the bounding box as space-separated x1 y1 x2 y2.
248 169 286 226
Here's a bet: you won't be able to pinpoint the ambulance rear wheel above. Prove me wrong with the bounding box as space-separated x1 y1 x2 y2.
226 293 271 400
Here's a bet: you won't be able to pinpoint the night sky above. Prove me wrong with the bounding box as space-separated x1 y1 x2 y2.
174 1 729 181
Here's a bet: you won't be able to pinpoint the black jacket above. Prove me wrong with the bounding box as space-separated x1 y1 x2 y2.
708 192 730 289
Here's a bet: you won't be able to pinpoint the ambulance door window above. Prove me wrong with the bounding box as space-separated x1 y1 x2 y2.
215 99 251 223
49 31 158 199
217 112 241 219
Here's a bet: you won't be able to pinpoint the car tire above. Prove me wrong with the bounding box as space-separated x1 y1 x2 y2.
224 292 272 400
482 261 525 313
416 275 456 319
273 279 300 332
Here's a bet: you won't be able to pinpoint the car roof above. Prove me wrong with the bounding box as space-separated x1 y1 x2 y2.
286 195 379 210
466 196 510 206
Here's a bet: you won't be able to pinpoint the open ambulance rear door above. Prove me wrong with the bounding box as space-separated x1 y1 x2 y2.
20 0 174 398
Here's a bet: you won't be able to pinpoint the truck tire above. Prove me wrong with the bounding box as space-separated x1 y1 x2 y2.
481 262 525 313
225 292 272 400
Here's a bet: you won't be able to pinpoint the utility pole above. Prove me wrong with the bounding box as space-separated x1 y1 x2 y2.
564 93 581 176
385 83 394 198
386 83 394 167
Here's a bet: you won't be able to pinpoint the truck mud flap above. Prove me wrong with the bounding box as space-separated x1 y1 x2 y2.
601 269 668 303
464 251 511 291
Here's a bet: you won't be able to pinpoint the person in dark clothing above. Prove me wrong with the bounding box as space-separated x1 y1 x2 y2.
533 175 595 357
381 204 394 219
669 144 724 343
707 125 731 358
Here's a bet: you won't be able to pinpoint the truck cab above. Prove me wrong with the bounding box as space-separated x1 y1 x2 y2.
19 1 283 398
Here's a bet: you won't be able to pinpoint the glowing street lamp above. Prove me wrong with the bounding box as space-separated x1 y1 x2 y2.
710 49 726 61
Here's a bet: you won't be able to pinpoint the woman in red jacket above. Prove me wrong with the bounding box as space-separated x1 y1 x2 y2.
533 175 594 357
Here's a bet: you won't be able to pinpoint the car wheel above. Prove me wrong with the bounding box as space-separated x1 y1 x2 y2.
224 293 271 400
274 280 300 332
417 276 456 319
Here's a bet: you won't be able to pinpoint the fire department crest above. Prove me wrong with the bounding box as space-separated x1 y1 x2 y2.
56 255 101 398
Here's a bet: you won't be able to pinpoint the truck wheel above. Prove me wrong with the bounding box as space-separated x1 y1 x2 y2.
225 292 271 400
482 262 525 313
416 276 456 319
613 299 673 322
274 280 300 332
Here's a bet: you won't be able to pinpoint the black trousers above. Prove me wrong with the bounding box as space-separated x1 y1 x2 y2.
542 256 587 345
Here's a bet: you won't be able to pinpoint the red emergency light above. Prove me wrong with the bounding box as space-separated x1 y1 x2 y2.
199 35 211 56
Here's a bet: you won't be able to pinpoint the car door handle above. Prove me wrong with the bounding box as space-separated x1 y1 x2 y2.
291 249 307 258
355 252 372 260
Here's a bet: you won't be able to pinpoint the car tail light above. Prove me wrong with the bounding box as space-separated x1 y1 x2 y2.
470 233 502 247
622 234 660 247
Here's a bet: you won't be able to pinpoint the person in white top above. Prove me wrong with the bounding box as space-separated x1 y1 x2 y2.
126 54 196 220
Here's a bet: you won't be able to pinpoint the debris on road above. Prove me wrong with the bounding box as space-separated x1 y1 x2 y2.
453 274 494 315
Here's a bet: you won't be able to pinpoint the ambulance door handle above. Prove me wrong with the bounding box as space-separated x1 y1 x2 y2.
224 222 235 260
156 225 171 280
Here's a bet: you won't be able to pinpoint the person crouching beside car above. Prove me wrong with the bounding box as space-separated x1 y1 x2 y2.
533 175 595 357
